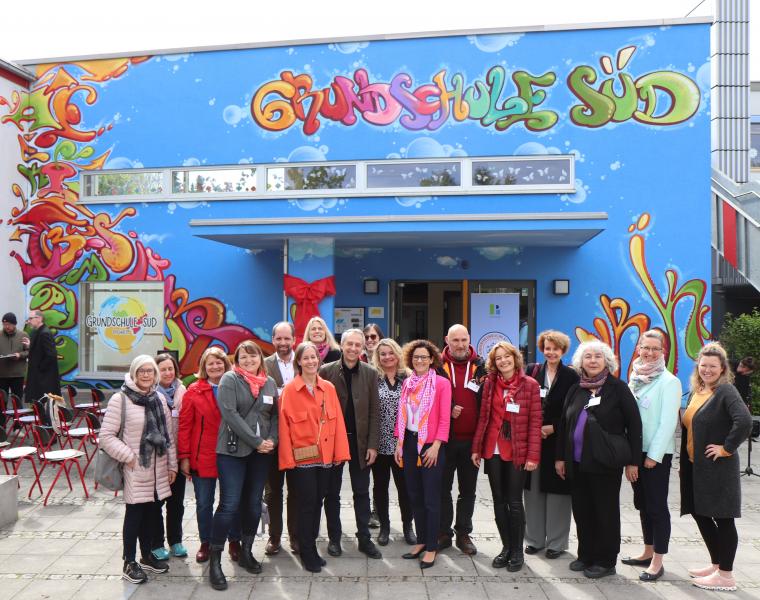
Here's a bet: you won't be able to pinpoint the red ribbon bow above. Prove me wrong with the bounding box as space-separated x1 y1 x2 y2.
283 274 336 344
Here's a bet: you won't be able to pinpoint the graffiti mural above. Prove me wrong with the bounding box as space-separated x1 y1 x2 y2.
1 60 272 381
575 213 711 378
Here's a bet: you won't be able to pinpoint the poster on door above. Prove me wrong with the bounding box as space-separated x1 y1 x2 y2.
470 293 520 358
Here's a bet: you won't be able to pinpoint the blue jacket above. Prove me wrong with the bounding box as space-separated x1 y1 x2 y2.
630 370 682 462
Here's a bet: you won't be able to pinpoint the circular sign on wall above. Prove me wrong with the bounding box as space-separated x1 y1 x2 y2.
85 296 158 354
476 331 513 357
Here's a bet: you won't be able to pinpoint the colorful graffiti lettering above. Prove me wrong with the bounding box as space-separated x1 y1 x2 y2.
1 59 272 380
576 213 710 377
251 45 699 135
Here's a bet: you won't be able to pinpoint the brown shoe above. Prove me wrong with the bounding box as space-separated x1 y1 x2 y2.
228 540 241 562
196 542 210 563
455 534 477 556
437 534 452 550
265 538 281 556
290 540 300 555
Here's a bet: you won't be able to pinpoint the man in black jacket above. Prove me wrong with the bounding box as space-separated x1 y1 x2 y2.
24 310 60 411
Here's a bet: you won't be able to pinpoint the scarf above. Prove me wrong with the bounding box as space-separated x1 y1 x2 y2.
158 379 179 409
580 367 609 392
494 371 521 439
397 368 437 453
629 356 666 395
233 365 268 398
316 342 330 361
121 374 171 468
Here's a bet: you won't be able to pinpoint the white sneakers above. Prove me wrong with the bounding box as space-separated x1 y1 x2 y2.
689 565 737 592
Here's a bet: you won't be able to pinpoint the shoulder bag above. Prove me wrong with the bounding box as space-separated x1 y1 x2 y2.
585 410 632 468
94 395 127 491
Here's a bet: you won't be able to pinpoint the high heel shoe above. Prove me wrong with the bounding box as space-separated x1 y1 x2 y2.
402 547 425 559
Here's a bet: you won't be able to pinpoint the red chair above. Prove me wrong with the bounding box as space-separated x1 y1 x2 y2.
30 425 89 506
6 393 33 443
57 406 96 467
0 426 40 493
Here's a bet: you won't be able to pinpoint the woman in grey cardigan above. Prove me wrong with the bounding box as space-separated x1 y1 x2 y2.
208 341 279 591
680 342 752 592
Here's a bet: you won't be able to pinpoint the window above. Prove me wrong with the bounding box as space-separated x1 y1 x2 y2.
78 281 165 378
83 171 163 197
267 165 356 191
172 167 257 193
367 161 460 188
751 124 760 170
472 157 571 187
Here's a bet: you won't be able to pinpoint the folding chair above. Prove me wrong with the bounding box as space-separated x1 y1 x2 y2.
7 393 33 443
0 426 40 493
30 425 89 506
58 406 95 466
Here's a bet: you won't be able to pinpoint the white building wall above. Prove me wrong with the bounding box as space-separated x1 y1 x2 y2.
0 76 30 320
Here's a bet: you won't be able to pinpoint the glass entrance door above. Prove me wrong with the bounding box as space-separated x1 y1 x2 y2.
390 281 463 348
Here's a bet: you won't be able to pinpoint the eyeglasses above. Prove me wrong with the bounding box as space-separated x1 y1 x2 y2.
365 334 378 340
136 368 155 376
639 346 662 353
412 355 431 361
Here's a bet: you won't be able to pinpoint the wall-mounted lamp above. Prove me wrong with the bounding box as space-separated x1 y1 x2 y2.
553 279 570 295
363 278 379 295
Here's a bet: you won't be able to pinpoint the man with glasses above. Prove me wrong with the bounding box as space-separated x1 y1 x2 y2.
320 328 382 559
24 310 60 420
438 324 487 555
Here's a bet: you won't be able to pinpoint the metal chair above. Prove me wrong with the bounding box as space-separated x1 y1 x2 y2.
30 425 89 506
6 393 33 443
0 426 39 493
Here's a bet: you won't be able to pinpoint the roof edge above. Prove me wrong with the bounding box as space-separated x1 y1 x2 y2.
17 15 713 66
0 58 36 82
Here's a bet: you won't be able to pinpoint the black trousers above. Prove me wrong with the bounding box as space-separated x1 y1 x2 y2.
325 434 371 542
123 500 161 562
402 432 445 551
0 377 24 427
571 465 623 569
152 473 186 548
484 457 527 547
631 453 672 554
371 453 413 529
264 458 297 541
290 465 332 571
440 437 479 537
693 515 738 571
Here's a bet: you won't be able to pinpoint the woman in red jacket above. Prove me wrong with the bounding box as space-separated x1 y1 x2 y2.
177 347 241 563
471 341 542 572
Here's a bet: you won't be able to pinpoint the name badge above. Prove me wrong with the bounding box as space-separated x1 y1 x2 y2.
171 409 179 418
638 395 651 409
506 402 520 414
587 396 601 408
466 380 480 393
263 395 274 405
540 388 548 398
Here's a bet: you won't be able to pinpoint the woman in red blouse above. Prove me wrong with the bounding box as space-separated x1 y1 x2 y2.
471 341 542 572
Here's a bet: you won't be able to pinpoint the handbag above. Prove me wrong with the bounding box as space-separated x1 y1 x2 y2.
585 410 632 468
94 394 127 491
292 392 325 463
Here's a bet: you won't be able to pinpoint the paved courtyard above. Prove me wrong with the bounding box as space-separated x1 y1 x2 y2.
2 436 760 600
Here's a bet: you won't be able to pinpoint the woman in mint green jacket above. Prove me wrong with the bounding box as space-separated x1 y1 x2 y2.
621 330 682 582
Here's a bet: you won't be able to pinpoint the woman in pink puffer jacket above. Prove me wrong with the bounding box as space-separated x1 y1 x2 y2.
100 354 178 585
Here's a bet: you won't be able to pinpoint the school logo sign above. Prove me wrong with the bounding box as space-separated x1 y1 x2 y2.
85 296 158 354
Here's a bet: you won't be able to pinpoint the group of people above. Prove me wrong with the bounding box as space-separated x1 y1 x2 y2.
85 316 754 592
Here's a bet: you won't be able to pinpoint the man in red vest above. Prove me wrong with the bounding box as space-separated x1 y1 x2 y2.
438 324 487 555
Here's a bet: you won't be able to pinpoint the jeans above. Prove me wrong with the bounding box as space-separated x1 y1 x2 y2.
440 437 479 537
123 499 161 562
325 434 371 541
192 476 242 544
210 452 272 547
152 473 186 548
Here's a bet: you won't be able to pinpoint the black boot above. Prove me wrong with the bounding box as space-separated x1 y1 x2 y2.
209 548 227 590
238 535 262 574
507 504 525 572
403 522 417 545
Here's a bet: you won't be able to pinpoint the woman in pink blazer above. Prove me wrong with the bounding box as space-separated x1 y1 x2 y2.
394 339 451 569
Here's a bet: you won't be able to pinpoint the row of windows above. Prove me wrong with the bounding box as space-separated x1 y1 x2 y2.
80 155 574 201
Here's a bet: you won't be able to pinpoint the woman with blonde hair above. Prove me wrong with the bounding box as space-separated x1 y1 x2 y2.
303 316 341 364
680 342 752 592
177 346 242 564
471 341 542 572
370 338 415 546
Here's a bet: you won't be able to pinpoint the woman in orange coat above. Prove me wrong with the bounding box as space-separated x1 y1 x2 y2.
279 341 350 573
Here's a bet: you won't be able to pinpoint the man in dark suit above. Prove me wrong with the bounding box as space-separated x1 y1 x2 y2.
320 328 382 559
24 310 60 416
262 321 298 555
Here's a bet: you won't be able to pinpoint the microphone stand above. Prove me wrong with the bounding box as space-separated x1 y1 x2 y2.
741 389 759 478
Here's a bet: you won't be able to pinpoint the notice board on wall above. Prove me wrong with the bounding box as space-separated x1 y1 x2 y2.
470 293 520 358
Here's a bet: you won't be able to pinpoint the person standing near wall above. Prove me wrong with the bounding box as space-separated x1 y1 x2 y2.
437 324 486 555
320 328 383 559
523 330 579 560
263 321 299 555
681 342 752 592
303 317 341 364
24 309 60 407
0 312 29 417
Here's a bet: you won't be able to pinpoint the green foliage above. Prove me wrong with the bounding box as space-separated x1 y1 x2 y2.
720 309 760 413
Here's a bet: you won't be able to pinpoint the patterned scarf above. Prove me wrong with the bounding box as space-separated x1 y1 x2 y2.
121 375 171 468
233 365 268 398
580 367 609 392
158 379 179 409
316 342 330 361
629 356 666 395
397 368 437 453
